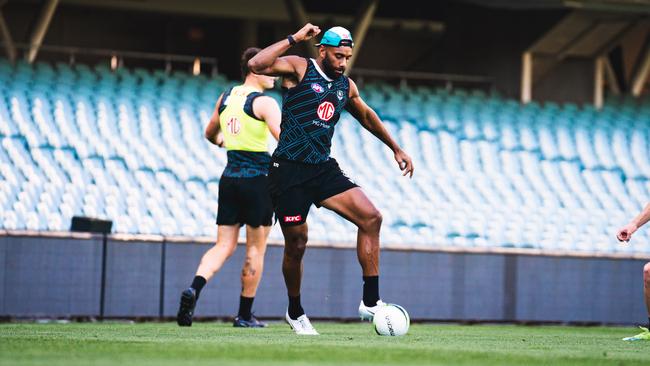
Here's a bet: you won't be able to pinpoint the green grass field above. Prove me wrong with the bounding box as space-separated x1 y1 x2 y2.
1 322 649 366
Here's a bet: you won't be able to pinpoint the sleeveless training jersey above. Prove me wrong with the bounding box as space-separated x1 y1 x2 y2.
218 85 271 178
273 58 350 164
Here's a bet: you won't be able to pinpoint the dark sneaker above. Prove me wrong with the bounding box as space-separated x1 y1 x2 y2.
177 288 196 327
233 314 267 328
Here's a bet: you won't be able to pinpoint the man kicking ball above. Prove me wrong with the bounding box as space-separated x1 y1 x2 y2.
248 24 414 335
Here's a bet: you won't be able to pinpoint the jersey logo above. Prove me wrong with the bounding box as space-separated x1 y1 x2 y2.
311 83 324 93
283 215 302 223
227 116 241 135
337 90 345 100
317 101 335 121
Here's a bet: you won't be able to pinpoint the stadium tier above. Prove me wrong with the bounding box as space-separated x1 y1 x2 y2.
1 58 649 253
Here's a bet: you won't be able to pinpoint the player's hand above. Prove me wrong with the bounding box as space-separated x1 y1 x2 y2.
215 132 225 148
293 23 321 42
616 223 637 242
394 149 414 178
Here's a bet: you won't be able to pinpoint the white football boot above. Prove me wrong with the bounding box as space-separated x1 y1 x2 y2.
285 311 319 335
358 299 386 321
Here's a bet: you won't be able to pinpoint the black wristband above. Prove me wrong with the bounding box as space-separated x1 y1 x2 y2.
287 34 297 46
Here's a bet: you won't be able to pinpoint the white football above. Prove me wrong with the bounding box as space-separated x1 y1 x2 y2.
373 304 410 336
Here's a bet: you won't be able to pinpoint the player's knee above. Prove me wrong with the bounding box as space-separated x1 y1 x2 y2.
226 243 238 258
284 232 308 259
214 241 237 260
288 230 308 246
372 210 383 226
246 245 264 261
361 209 383 233
284 245 306 261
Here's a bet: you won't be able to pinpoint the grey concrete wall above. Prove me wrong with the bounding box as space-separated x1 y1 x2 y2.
514 256 646 323
1 235 647 325
384 252 508 320
104 240 163 317
1 235 103 316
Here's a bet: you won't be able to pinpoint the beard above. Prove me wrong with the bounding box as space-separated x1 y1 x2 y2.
322 56 343 79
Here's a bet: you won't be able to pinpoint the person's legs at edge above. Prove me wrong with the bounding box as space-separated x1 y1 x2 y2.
623 262 650 340
645 262 650 329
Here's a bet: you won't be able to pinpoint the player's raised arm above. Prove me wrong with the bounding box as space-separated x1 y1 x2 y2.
205 93 224 146
617 203 650 242
253 95 281 141
247 23 320 77
345 78 414 178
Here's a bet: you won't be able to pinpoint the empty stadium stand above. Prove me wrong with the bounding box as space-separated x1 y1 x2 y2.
1 58 649 253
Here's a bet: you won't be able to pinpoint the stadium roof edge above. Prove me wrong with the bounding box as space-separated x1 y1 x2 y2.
55 0 445 32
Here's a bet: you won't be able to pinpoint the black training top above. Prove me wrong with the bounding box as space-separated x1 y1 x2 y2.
273 58 350 164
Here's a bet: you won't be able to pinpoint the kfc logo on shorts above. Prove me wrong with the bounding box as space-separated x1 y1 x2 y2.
311 83 324 93
317 101 335 121
283 215 302 223
227 116 241 135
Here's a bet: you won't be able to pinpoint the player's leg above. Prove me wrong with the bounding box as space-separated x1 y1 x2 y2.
281 223 308 315
233 224 271 327
321 187 381 276
320 187 384 320
273 189 318 334
240 225 271 297
177 176 242 326
623 262 650 340
232 174 274 327
195 224 240 282
280 222 318 335
270 184 311 319
268 159 318 334
177 225 239 326
195 175 243 288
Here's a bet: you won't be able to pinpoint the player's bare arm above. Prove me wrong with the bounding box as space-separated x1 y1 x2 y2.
617 203 650 242
346 78 414 178
252 96 282 141
247 23 320 84
205 93 224 146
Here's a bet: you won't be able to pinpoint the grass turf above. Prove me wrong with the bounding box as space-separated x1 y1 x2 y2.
1 322 649 366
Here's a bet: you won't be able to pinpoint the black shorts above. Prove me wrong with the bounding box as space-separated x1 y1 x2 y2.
216 175 273 227
268 157 358 226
